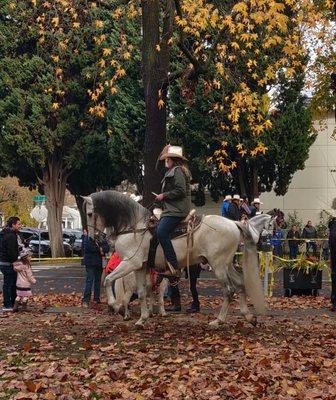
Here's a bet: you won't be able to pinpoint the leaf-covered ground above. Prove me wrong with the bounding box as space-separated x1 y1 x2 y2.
0 292 335 400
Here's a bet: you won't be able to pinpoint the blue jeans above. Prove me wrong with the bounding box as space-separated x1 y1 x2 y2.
273 245 283 257
157 216 184 268
289 245 298 260
83 266 102 303
0 265 17 308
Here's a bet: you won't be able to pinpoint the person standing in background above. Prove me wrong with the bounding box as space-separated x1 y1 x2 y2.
227 194 241 221
302 220 318 257
287 225 301 260
0 217 21 312
249 198 263 218
328 217 336 311
82 233 109 307
271 226 284 257
221 195 232 218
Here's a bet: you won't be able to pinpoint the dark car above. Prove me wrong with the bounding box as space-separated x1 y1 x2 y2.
63 229 83 256
19 228 41 247
28 231 72 257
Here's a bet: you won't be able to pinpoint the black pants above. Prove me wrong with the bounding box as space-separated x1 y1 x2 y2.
0 265 17 308
329 241 336 306
169 282 181 307
306 241 317 257
83 265 102 303
186 265 201 306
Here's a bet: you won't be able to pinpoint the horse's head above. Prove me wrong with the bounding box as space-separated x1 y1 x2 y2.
82 195 105 240
248 213 275 241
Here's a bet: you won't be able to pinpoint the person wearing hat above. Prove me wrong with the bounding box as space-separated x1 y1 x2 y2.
226 194 242 221
250 198 263 218
240 196 251 219
12 248 36 312
221 195 232 218
154 145 191 311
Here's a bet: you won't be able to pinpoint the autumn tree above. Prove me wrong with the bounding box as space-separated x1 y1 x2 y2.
0 177 38 227
0 0 129 256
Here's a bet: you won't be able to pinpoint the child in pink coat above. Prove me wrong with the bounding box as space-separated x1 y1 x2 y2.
13 248 36 312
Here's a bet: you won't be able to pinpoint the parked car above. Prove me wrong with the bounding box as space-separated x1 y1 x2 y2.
19 228 41 247
63 229 83 256
28 231 72 257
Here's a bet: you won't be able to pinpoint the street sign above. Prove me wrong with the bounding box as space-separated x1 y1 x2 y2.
33 195 47 202
30 205 48 223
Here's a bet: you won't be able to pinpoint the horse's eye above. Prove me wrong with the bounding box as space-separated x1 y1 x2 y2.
87 212 93 217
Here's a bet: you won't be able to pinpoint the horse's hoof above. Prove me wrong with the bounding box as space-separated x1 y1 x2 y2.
107 305 115 314
135 322 145 330
250 315 258 327
123 315 131 321
209 319 221 329
160 312 167 317
117 306 125 316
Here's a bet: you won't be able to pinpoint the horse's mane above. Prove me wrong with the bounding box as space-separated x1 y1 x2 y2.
91 190 150 235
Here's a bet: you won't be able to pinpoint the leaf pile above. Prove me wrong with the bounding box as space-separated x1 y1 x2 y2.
0 294 335 399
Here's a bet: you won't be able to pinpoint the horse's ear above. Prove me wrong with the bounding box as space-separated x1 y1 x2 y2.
81 196 93 205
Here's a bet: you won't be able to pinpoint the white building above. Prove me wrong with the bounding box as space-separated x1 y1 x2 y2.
262 112 336 223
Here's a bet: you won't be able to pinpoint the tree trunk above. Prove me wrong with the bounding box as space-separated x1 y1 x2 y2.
141 0 174 206
75 195 86 230
43 158 67 257
251 164 259 198
237 161 247 198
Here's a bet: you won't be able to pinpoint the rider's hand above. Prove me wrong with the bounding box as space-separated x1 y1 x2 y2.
155 193 164 201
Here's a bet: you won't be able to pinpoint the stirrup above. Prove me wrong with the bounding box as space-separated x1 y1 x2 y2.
159 262 181 278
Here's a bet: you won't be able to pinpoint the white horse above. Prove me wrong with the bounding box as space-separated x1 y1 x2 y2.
107 272 169 320
83 190 273 328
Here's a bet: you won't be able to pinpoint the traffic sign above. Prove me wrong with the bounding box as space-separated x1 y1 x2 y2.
30 205 48 223
33 195 47 202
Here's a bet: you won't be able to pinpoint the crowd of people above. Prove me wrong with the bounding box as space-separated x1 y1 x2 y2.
221 194 263 221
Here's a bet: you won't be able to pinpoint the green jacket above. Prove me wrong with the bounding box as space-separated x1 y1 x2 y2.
161 166 191 218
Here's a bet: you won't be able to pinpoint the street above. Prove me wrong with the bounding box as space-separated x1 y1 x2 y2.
0 262 331 298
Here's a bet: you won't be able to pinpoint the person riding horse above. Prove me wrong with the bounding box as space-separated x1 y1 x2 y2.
154 145 191 278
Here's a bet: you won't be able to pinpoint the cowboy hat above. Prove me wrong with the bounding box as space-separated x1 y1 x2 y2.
224 195 232 201
159 145 188 161
252 198 263 205
232 194 241 201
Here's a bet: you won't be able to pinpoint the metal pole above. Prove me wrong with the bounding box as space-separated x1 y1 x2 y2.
263 251 269 296
38 230 41 263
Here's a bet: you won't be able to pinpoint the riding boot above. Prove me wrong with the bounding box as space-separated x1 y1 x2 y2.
166 283 181 312
186 302 200 313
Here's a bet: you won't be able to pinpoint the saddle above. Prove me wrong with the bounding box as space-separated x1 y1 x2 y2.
147 209 202 239
147 210 203 275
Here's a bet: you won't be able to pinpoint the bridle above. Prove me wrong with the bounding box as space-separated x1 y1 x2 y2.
87 212 149 240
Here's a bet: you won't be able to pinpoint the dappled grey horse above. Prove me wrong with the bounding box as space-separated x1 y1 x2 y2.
83 191 273 328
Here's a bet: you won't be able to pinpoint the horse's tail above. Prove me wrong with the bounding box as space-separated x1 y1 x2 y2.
236 222 266 315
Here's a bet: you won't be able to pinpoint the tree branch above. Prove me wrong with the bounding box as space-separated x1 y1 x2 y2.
173 0 200 69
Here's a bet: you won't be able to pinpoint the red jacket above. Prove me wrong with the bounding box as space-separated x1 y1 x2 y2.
105 252 122 275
